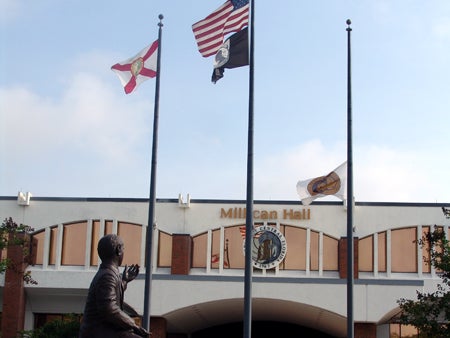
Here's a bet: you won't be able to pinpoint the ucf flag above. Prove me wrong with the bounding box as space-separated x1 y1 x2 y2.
212 27 249 83
296 162 347 205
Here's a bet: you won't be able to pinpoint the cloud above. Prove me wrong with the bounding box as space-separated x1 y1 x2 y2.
253 141 449 203
254 140 343 199
1 46 448 202
355 146 424 202
1 75 151 162
2 74 448 203
0 62 154 196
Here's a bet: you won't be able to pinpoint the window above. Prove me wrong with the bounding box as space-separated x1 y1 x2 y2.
389 323 418 338
62 221 87 266
192 232 207 268
391 228 417 273
283 226 307 270
158 231 172 267
31 230 45 265
118 222 142 266
359 235 373 272
224 225 245 269
323 234 338 271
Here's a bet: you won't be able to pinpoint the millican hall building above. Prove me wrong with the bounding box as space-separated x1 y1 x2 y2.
0 195 449 338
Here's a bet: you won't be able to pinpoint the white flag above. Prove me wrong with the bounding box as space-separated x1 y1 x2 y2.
296 162 347 205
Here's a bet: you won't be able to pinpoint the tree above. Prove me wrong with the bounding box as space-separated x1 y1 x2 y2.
19 314 81 338
397 207 450 337
0 217 37 284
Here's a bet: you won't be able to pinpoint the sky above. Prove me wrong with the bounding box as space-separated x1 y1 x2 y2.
1 0 450 203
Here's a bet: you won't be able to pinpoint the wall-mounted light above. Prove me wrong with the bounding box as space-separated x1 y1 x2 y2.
178 193 190 208
17 191 32 206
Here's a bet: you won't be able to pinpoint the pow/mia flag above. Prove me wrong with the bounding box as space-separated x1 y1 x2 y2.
212 27 249 83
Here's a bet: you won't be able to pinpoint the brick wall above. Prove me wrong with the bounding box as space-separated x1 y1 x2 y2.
171 234 192 275
151 316 167 338
338 237 359 279
1 233 29 338
355 322 377 338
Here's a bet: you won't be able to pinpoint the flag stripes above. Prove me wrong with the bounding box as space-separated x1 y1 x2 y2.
192 0 249 57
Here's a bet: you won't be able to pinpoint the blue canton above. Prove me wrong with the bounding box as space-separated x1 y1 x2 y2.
232 0 249 10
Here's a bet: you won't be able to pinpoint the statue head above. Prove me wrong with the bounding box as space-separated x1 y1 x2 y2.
97 234 124 266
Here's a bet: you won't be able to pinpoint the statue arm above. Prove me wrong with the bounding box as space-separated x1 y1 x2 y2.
95 272 139 331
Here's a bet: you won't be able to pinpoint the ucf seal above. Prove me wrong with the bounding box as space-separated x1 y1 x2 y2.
247 225 287 269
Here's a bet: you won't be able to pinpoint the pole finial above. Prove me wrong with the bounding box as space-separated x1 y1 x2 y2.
158 14 164 27
346 19 352 31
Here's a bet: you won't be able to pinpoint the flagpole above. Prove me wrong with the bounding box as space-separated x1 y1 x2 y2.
243 1 255 338
143 14 164 331
346 19 354 338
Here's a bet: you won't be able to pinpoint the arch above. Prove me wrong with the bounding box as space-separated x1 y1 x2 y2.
163 298 346 337
378 306 402 325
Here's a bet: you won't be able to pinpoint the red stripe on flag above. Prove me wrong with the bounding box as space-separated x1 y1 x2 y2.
124 77 137 94
211 254 219 263
142 40 158 61
192 1 248 57
111 63 132 71
140 68 157 78
192 3 232 31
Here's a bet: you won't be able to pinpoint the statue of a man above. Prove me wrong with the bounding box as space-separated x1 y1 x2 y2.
79 234 150 337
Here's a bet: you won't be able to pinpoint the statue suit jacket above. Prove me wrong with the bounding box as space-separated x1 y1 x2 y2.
79 263 138 337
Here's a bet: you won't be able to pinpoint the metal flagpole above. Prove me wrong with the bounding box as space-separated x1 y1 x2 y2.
143 14 164 331
243 1 255 338
346 19 354 338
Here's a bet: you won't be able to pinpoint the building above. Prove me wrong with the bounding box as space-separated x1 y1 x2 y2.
0 195 449 337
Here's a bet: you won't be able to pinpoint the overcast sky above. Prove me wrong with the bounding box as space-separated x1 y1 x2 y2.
1 0 450 203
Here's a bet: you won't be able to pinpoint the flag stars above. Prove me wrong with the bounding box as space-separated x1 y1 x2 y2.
232 0 249 10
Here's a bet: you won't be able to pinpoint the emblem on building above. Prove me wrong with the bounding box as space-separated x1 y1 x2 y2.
248 225 287 269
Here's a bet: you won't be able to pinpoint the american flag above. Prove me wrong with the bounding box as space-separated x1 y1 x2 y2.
192 0 249 57
211 253 229 267
239 225 261 240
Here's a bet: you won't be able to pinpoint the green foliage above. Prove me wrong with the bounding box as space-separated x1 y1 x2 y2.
397 223 450 337
19 314 81 338
443 207 450 220
0 217 36 284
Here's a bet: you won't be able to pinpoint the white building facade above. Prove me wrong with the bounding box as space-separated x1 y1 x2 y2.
0 196 449 338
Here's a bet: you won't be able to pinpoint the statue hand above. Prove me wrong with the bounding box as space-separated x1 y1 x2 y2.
122 264 140 283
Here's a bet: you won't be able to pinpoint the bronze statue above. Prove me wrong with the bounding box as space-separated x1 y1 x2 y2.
79 234 150 338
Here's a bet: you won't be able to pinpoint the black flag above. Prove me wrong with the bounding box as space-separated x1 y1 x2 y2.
212 27 249 83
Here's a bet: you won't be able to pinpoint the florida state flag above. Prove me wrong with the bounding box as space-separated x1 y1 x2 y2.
111 39 158 94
